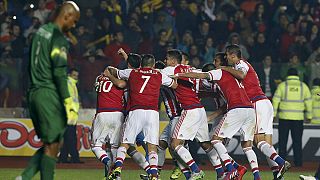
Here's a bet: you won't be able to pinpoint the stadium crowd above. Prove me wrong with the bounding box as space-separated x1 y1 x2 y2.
0 0 320 108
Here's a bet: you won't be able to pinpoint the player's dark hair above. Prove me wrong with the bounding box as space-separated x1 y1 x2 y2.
215 52 228 66
181 51 190 62
155 61 166 69
225 44 242 58
202 63 216 72
127 53 141 68
141 54 155 67
313 78 320 86
287 68 298 76
167 49 182 63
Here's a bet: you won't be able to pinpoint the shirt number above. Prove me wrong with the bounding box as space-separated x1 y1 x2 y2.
97 81 113 92
139 75 150 93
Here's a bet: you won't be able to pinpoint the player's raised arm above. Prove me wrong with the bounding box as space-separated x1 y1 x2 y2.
220 66 246 80
118 48 128 61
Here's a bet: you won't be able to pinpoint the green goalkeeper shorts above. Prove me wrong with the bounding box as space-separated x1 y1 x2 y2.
28 88 67 144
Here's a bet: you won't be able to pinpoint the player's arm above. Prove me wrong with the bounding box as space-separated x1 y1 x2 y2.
176 72 211 80
104 68 127 88
220 66 246 80
118 48 128 61
207 104 227 122
51 36 70 100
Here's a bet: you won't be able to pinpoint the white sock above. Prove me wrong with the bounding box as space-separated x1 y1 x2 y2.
267 158 279 172
157 145 166 170
129 149 150 171
92 146 110 165
148 151 158 175
110 145 118 163
204 146 222 166
211 140 232 167
257 141 276 158
243 147 259 174
115 146 127 166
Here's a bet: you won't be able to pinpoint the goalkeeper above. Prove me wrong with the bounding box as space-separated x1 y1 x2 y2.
16 1 80 180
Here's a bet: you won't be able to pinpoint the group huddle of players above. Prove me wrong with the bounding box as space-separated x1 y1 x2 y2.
89 45 291 180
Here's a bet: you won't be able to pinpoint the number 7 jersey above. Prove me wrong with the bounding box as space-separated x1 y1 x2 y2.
95 74 125 113
117 67 174 111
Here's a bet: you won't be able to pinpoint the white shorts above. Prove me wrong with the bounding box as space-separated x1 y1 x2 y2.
91 112 124 147
172 107 210 142
160 116 179 144
214 108 256 141
122 109 159 145
254 99 273 134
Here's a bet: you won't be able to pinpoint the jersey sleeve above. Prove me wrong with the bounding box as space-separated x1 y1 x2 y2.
161 73 174 87
117 69 132 80
50 33 70 100
208 69 223 81
235 60 249 75
161 66 175 76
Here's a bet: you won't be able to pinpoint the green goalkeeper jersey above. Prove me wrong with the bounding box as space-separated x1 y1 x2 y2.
29 22 70 100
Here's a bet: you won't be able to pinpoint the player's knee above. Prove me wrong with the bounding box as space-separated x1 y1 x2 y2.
241 140 253 148
170 138 182 150
200 141 212 151
159 140 168 150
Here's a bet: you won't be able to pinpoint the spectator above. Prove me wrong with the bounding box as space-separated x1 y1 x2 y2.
225 32 250 60
273 68 312 167
310 78 320 124
123 18 142 52
279 22 297 62
194 21 211 49
103 30 131 67
175 0 196 37
176 30 193 53
72 24 92 58
59 68 82 163
137 32 153 54
250 3 268 33
80 8 98 35
201 37 216 64
306 51 320 86
234 9 252 38
202 0 216 22
23 17 40 38
106 0 122 27
33 0 50 24
280 54 308 82
10 24 25 59
250 32 273 63
288 35 312 63
153 29 169 61
256 55 281 99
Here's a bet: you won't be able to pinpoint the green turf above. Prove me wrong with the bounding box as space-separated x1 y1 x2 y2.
0 168 313 180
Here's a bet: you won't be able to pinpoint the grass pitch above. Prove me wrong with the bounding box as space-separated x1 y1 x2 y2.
0 168 313 180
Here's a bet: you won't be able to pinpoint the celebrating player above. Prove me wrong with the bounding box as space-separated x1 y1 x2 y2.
222 44 291 179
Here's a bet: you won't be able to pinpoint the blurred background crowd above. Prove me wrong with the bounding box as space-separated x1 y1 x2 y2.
1 0 320 109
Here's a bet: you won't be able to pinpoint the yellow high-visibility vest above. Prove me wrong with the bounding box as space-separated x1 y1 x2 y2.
67 76 80 125
273 76 312 120
311 86 320 124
